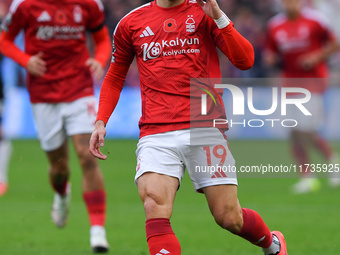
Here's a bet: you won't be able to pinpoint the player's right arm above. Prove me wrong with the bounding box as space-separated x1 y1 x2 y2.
199 0 255 70
89 16 135 159
90 119 107 160
89 62 130 159
263 22 280 69
0 1 46 76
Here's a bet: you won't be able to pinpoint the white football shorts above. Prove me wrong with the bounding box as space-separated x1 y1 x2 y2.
31 96 97 151
287 93 324 132
135 127 238 192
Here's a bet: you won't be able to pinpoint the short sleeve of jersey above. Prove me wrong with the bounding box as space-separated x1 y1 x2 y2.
1 0 28 38
111 17 135 66
86 0 105 32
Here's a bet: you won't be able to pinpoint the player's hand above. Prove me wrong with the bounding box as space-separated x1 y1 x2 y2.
27 52 47 77
263 50 278 67
196 0 222 20
86 58 104 81
299 52 322 70
89 120 107 160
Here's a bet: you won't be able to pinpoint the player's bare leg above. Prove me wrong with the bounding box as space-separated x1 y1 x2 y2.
138 172 181 255
0 137 12 196
47 140 70 194
203 184 287 255
202 185 243 233
72 134 108 253
310 133 340 187
291 130 321 194
46 139 71 228
72 134 105 192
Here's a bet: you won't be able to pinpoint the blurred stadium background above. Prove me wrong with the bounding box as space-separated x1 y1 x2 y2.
0 0 340 254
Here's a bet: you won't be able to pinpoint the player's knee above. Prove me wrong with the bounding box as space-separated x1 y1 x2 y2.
143 189 164 207
78 150 98 171
50 159 68 174
141 188 170 217
291 130 308 144
213 209 243 234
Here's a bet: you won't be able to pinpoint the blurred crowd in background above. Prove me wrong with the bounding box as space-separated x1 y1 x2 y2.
1 0 340 88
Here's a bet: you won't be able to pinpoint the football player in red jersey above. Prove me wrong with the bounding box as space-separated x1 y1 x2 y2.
265 0 340 193
0 0 111 252
90 0 288 254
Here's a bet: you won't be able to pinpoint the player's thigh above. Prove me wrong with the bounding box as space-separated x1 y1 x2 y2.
138 172 179 219
31 103 67 151
184 127 237 192
288 93 324 132
135 133 184 218
72 133 92 156
72 134 97 163
64 96 97 137
138 172 179 203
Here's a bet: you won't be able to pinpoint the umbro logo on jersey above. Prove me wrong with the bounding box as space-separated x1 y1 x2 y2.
140 26 154 38
211 166 227 179
37 11 51 22
156 249 170 255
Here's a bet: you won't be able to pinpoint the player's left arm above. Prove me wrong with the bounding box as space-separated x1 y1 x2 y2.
89 12 135 160
300 36 339 70
86 26 112 80
263 23 280 69
85 0 111 80
299 14 340 70
197 0 255 70
89 62 130 159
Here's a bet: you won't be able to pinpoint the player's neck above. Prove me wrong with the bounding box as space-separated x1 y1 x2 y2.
156 0 185 8
286 11 300 20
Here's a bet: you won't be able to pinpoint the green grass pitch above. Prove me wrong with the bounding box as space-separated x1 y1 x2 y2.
1 139 339 254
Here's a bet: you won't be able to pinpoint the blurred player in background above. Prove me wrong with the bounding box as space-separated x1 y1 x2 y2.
0 53 12 197
0 0 111 252
90 0 288 254
0 0 12 197
265 0 340 194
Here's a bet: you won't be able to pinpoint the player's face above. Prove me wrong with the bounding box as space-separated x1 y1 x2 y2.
157 0 185 7
283 0 302 16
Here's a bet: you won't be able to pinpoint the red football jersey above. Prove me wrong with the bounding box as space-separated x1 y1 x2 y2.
267 8 337 92
110 0 253 137
2 0 105 103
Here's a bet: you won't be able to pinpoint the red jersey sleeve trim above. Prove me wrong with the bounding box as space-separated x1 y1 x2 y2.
0 31 31 68
219 24 255 70
96 62 130 125
92 26 112 68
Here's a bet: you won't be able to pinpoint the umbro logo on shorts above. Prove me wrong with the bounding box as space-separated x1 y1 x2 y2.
140 26 155 38
156 248 170 255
